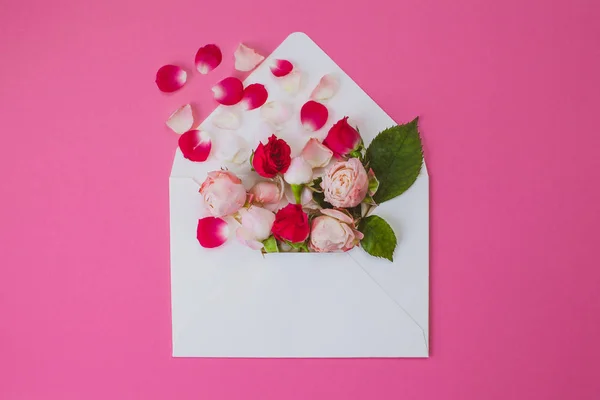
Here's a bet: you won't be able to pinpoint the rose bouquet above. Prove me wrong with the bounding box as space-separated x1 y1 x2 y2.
157 43 423 261
194 114 422 261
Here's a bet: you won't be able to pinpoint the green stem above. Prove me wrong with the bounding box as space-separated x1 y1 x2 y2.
291 184 303 204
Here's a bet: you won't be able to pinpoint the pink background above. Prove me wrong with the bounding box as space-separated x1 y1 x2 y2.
1 0 599 398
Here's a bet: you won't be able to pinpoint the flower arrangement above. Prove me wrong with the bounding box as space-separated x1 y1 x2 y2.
157 42 423 261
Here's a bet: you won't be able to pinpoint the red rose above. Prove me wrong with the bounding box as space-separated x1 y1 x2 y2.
272 204 310 243
322 117 361 158
252 134 292 178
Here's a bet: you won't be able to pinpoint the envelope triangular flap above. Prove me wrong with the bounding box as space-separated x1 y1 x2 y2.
169 32 429 357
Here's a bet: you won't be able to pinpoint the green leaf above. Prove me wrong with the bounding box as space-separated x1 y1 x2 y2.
312 191 333 209
358 215 397 261
365 118 423 203
262 236 279 253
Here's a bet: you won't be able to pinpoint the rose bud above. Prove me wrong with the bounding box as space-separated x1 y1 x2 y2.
309 209 364 252
249 181 282 205
272 204 310 243
322 117 361 158
236 206 276 250
199 170 247 217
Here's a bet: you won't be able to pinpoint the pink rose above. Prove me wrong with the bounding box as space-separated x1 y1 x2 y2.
309 209 364 252
322 158 368 208
249 181 282 205
236 206 276 250
199 170 246 217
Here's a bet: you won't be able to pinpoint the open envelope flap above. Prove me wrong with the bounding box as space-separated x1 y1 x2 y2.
170 177 427 357
169 32 429 357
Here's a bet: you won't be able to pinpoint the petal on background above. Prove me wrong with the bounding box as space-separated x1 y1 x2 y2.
166 104 194 134
242 83 268 110
260 101 291 126
155 65 187 92
212 110 241 130
212 77 244 105
234 43 265 71
300 101 328 131
269 59 293 77
310 74 339 101
178 129 212 162
195 44 222 74
279 70 301 94
197 217 229 248
300 138 333 167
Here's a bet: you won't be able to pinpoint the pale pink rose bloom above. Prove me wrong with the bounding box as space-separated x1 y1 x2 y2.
249 181 282 205
309 209 364 252
236 206 276 249
301 138 333 168
322 158 368 208
199 170 246 217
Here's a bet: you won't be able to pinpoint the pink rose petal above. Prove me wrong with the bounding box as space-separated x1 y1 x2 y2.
260 101 291 126
310 74 339 101
212 77 244 105
195 44 222 74
269 59 293 77
212 110 241 130
301 138 333 168
301 100 328 131
166 104 194 134
242 83 268 110
234 43 265 71
279 70 301 94
197 217 229 248
178 129 211 162
236 227 265 250
155 65 187 92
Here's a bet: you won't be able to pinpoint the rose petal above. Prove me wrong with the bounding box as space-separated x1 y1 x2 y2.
212 77 244 106
301 138 333 168
260 101 291 126
310 74 339 101
242 83 268 110
195 44 222 74
178 129 211 162
234 43 265 71
197 217 229 248
212 110 241 130
269 59 293 77
320 208 354 225
279 70 301 94
155 65 187 92
166 104 193 134
213 131 250 164
236 227 264 250
300 101 328 131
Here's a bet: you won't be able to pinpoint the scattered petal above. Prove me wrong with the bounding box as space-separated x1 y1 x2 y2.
279 70 301 94
310 74 339 101
197 217 229 248
260 101 291 126
242 83 268 110
178 129 211 162
155 65 187 92
269 59 293 77
301 138 333 168
236 227 264 250
212 77 244 105
300 101 328 131
166 104 194 134
213 131 250 164
212 110 241 130
234 43 265 71
195 44 222 74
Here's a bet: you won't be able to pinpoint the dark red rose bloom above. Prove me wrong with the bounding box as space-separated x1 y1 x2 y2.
272 204 310 243
322 117 361 158
252 134 292 178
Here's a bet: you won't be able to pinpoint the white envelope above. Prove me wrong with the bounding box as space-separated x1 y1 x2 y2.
170 32 429 357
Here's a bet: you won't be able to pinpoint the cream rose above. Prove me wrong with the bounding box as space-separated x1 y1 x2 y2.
199 170 247 217
322 158 368 207
309 209 363 252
